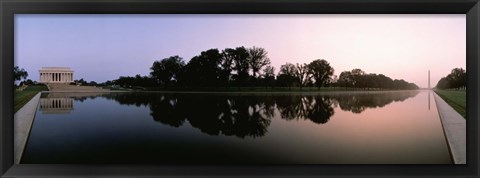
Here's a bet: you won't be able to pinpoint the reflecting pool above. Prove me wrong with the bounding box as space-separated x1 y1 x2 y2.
21 90 452 164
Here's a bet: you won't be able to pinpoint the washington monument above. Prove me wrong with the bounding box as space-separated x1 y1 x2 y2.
428 70 430 89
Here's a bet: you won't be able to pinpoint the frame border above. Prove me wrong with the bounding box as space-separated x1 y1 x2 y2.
1 0 479 177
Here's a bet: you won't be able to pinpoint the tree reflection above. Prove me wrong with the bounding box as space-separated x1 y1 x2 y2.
62 91 420 138
305 96 335 124
100 93 273 138
183 95 271 138
149 94 186 127
334 91 419 114
276 95 334 124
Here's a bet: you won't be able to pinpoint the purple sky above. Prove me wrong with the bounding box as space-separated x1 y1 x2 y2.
15 14 465 88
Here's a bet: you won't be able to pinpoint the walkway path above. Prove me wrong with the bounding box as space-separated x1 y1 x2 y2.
433 92 466 164
14 93 41 164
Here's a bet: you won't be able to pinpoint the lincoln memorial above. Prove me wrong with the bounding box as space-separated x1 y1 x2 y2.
39 67 74 84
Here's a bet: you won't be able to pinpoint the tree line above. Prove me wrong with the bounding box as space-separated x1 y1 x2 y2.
435 68 466 90
334 69 419 90
104 46 418 90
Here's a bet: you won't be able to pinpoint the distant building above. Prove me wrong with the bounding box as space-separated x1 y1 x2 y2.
39 67 74 84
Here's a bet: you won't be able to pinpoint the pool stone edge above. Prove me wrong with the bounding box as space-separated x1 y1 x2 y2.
432 91 466 164
14 92 42 164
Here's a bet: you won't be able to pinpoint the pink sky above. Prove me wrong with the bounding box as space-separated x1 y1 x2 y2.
17 14 465 87
220 15 466 88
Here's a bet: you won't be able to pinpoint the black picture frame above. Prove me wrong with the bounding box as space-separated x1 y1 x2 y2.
1 0 479 177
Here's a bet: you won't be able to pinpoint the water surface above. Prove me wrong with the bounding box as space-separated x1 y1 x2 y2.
22 91 452 164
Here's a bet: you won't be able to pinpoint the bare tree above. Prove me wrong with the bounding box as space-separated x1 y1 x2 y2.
248 46 271 79
295 63 310 90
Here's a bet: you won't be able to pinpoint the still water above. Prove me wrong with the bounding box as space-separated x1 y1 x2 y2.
21 90 452 164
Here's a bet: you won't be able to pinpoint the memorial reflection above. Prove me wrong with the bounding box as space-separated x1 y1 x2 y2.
39 97 74 114
54 91 419 138
39 92 110 114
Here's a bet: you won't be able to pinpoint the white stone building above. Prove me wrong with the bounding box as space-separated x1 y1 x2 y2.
39 67 74 84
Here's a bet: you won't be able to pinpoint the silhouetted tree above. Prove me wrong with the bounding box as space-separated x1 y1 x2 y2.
435 68 466 90
350 68 365 88
277 63 298 90
180 49 222 87
307 59 334 89
262 65 276 89
232 47 251 87
336 68 418 90
295 63 310 90
337 71 354 88
449 68 466 89
150 55 185 87
247 46 271 84
436 77 450 89
114 75 155 88
220 48 236 86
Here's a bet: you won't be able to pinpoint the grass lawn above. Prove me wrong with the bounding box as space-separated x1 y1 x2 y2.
14 85 48 113
435 90 466 119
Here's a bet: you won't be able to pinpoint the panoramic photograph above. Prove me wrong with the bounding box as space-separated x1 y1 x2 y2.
14 14 466 164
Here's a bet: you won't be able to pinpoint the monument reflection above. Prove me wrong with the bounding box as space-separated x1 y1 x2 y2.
39 92 109 114
39 98 74 114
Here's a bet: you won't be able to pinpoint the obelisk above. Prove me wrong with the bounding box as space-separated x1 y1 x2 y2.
428 70 430 89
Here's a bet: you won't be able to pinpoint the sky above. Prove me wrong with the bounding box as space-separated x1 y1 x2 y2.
15 14 466 88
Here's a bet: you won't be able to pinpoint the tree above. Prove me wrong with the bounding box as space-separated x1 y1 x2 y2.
75 78 87 86
435 68 466 90
247 46 271 80
328 75 338 87
232 46 250 87
337 69 418 90
376 74 394 89
277 63 297 90
295 63 310 90
307 59 334 89
436 77 450 89
350 68 365 88
20 79 34 86
88 81 98 86
150 56 185 87
362 74 379 89
337 71 353 88
180 49 222 87
14 66 28 83
220 48 236 86
262 65 275 88
448 68 466 89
